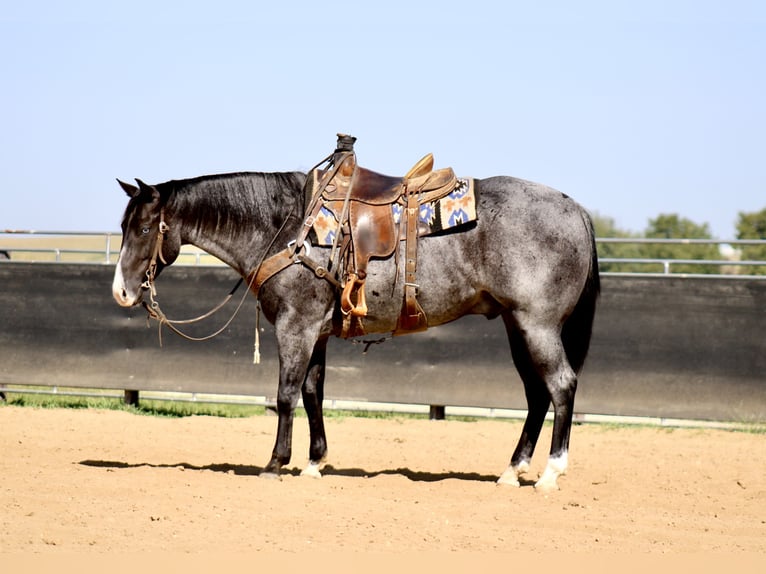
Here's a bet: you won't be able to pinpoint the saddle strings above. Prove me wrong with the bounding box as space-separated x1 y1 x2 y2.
301 149 356 278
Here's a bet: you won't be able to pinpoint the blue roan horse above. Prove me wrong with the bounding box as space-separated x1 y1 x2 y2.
112 159 599 491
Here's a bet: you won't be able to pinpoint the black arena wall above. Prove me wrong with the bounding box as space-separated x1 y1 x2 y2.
1 262 764 422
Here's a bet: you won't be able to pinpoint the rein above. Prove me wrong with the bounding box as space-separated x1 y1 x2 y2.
138 145 358 359
140 205 296 362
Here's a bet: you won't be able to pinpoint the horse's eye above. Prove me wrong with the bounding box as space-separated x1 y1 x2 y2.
141 227 151 235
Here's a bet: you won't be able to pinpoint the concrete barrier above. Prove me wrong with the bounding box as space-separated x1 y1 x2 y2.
1 262 764 422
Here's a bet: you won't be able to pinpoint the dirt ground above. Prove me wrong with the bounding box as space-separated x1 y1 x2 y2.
1 406 764 556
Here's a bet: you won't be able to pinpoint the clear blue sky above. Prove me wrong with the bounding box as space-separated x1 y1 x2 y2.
1 1 764 238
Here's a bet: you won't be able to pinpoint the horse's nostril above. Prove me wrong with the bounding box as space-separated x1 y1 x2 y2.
112 281 135 307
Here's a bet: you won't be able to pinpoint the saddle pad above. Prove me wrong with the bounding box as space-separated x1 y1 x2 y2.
310 177 476 246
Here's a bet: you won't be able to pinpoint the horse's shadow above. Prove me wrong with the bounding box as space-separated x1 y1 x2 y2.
78 460 522 484
78 459 264 476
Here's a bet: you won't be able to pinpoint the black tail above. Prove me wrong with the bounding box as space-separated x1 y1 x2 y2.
562 211 600 374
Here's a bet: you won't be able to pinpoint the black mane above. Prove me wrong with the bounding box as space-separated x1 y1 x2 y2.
159 171 306 239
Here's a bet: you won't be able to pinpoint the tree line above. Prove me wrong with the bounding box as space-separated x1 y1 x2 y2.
593 207 766 275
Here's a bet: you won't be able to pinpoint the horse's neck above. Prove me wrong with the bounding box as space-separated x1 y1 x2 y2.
183 227 260 275
173 174 303 276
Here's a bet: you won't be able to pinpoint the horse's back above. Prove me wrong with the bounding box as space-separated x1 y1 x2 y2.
354 175 597 330
468 175 596 314
436 175 595 277
475 175 591 239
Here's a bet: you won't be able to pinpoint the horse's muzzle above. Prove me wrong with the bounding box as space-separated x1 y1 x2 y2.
113 286 142 307
112 265 143 307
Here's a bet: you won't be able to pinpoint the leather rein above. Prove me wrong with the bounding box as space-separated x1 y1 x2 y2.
140 206 292 359
139 154 351 355
144 286 246 344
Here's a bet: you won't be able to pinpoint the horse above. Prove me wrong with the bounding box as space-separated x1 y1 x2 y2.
112 163 600 491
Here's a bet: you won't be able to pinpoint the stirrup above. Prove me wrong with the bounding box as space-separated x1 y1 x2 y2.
340 274 368 317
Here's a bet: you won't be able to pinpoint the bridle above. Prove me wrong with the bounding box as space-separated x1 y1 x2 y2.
141 208 169 300
137 205 297 361
134 148 352 358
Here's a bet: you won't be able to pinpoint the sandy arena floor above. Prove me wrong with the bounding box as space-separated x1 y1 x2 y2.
1 406 764 555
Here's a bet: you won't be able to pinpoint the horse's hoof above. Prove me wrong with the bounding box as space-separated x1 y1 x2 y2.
535 454 566 492
496 468 521 487
300 461 323 479
533 477 560 493
259 470 282 481
497 462 529 487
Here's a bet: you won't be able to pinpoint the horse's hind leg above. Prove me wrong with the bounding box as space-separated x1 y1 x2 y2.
497 322 551 486
500 312 577 491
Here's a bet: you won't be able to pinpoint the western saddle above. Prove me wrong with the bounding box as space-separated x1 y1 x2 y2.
253 134 461 337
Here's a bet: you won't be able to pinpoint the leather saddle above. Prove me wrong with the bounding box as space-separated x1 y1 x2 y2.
302 138 459 335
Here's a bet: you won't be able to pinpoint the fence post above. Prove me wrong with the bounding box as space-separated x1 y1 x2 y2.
429 405 445 420
124 390 140 407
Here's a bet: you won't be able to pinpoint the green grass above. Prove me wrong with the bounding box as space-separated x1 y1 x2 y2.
0 389 476 423
2 389 764 432
0 391 266 418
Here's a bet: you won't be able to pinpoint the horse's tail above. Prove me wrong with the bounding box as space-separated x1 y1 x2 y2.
562 209 601 375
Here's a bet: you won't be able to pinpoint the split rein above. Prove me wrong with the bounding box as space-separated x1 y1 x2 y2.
138 150 388 359
140 207 295 364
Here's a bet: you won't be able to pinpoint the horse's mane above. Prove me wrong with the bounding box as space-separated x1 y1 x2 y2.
157 171 306 240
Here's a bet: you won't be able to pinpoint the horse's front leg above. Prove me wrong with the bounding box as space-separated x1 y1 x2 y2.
299 337 329 478
260 376 302 478
261 329 318 479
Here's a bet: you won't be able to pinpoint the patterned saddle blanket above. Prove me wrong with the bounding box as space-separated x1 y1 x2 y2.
308 174 476 246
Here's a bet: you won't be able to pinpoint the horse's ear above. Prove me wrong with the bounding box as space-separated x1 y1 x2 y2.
117 178 139 197
134 178 161 201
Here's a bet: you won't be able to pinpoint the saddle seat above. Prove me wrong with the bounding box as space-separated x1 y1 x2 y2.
314 152 457 332
322 153 457 205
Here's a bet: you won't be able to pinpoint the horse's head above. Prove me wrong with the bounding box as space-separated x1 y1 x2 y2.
112 178 181 307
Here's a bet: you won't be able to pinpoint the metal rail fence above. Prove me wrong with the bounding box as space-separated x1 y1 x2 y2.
2 231 766 275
